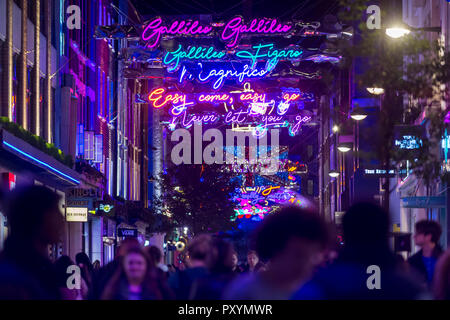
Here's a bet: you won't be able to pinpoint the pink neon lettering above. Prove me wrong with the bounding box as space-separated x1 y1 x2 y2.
142 18 164 48
221 17 242 48
142 18 213 48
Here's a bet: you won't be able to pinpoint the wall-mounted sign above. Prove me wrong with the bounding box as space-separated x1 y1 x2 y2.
394 135 422 150
118 228 138 238
67 188 99 198
401 196 446 208
99 204 114 213
66 207 88 222
393 125 424 158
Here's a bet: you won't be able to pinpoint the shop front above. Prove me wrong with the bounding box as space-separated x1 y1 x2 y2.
0 129 81 256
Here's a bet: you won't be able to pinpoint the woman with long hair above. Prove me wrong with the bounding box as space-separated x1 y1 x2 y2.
54 255 88 300
100 246 173 300
75 252 94 290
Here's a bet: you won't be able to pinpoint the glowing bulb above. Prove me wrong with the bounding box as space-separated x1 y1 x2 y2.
329 170 340 178
366 87 385 95
386 27 410 38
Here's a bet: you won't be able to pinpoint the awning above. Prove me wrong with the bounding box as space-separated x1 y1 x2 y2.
0 129 81 187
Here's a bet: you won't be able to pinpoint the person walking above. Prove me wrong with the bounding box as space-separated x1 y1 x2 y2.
231 251 243 274
0 186 64 299
100 246 167 300
408 220 443 290
76 252 94 290
190 238 237 300
292 202 425 300
88 237 141 300
244 250 265 273
433 249 450 300
224 206 330 300
168 234 211 299
54 255 88 300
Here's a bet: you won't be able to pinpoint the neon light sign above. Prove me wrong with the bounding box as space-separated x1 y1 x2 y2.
186 63 269 90
144 85 314 111
221 17 292 47
162 43 304 86
142 16 297 49
163 45 226 72
148 88 187 109
142 17 213 48
235 43 302 69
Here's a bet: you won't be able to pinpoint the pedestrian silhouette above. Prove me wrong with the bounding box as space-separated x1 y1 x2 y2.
292 202 425 300
101 246 164 300
0 186 64 299
224 206 330 300
168 234 211 299
408 220 443 290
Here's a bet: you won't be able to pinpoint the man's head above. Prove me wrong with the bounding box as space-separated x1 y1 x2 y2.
247 250 259 268
253 206 330 282
231 251 239 268
6 185 63 244
187 234 212 266
146 245 163 265
414 220 442 247
343 202 390 247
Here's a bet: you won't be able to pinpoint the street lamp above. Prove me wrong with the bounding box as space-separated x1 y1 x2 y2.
329 170 340 178
350 107 368 121
366 87 385 95
386 23 441 39
386 27 410 38
337 142 352 153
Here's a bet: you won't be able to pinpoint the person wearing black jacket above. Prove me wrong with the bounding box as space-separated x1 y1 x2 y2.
292 202 425 300
0 186 63 300
408 220 443 289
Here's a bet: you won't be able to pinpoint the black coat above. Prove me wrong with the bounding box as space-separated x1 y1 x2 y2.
292 245 425 300
408 246 443 287
0 237 61 300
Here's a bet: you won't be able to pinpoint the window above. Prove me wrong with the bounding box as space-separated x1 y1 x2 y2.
308 180 314 195
12 54 19 123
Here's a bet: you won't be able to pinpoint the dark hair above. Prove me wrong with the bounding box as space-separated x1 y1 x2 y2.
75 252 94 286
5 185 60 238
254 206 330 261
207 238 235 274
54 255 76 287
343 202 389 246
76 252 92 267
247 250 258 257
147 246 162 265
187 234 212 261
415 220 442 244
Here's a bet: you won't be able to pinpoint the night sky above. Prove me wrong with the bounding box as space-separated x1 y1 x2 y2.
130 0 340 22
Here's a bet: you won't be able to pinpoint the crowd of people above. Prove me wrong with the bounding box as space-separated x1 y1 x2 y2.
0 185 450 300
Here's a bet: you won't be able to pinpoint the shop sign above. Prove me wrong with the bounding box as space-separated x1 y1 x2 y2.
97 203 115 215
401 196 446 208
66 188 99 198
66 207 88 222
66 199 89 207
118 228 138 238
